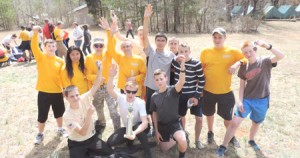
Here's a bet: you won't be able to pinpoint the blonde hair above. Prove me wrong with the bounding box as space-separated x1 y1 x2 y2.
125 81 138 90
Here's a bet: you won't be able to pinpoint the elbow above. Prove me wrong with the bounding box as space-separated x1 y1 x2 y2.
78 130 88 136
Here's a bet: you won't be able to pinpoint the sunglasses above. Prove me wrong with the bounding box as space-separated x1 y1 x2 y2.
126 90 137 94
94 44 104 48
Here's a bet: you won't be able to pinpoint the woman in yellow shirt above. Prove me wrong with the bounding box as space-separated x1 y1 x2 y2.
62 46 89 95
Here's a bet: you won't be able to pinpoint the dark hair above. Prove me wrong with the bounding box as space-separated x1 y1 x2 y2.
155 32 168 41
82 25 89 31
12 34 17 38
64 85 78 97
153 69 167 77
21 26 26 30
65 46 85 79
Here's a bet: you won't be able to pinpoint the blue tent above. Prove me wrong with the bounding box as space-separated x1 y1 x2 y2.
295 4 300 17
264 6 281 19
278 5 295 19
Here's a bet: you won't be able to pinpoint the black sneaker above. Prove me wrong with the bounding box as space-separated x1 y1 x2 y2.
248 140 260 151
207 131 215 144
216 145 227 157
230 136 240 148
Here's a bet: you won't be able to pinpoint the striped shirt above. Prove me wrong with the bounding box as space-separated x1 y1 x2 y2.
172 58 205 98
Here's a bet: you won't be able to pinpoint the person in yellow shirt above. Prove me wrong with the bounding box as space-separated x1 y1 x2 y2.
85 29 121 135
19 25 32 62
100 17 146 98
62 46 88 95
31 25 67 145
54 21 67 58
200 27 246 147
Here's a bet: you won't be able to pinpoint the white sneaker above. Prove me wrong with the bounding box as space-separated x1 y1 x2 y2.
57 128 68 138
34 133 44 145
195 141 204 149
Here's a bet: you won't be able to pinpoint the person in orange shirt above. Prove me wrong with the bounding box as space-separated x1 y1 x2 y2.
200 27 246 147
62 46 89 95
30 25 67 145
19 26 32 62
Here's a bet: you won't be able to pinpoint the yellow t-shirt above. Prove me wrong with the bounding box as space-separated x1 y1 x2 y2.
62 63 89 95
107 34 146 96
63 92 95 141
31 33 64 93
19 30 30 41
200 46 245 94
54 28 63 41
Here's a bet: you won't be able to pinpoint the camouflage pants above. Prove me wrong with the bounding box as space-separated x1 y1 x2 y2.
93 86 121 131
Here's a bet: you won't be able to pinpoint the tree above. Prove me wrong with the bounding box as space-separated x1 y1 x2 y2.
0 0 16 30
85 0 103 21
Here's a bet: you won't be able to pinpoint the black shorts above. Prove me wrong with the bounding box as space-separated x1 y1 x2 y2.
2 44 10 50
146 87 156 115
158 118 184 142
178 94 202 117
37 91 65 123
19 41 31 51
202 90 235 120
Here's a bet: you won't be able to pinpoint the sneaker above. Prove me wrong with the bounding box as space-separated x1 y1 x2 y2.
216 145 227 157
57 128 68 138
207 131 215 144
248 140 260 151
34 133 44 145
195 141 204 149
230 136 240 148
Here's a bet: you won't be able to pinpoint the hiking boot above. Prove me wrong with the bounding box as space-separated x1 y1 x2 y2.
216 145 227 157
207 131 215 144
230 136 240 148
195 140 204 149
34 133 44 145
248 140 260 151
57 128 68 138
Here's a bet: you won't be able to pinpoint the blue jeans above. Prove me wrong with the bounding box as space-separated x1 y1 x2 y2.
74 40 82 48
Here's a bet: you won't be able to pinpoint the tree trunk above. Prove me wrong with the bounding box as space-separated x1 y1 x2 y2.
163 0 168 32
173 0 180 33
226 0 232 22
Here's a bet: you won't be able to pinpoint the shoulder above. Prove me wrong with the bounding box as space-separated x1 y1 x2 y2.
226 46 241 54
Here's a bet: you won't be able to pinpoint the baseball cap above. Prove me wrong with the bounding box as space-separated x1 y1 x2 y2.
93 38 104 44
212 27 226 36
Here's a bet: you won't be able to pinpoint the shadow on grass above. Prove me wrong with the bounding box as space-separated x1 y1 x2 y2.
24 135 64 158
255 149 268 158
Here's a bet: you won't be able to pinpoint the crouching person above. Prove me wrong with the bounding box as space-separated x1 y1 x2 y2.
63 61 114 158
106 64 152 158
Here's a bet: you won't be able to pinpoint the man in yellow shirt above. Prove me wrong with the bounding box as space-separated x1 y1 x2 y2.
85 30 121 135
19 26 31 61
31 26 67 145
54 21 67 58
200 27 245 147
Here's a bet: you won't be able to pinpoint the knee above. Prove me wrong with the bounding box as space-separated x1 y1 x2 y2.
195 117 203 125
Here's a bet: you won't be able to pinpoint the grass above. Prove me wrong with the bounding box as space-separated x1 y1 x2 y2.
1 21 300 158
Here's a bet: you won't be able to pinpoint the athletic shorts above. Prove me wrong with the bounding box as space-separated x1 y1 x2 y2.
158 118 184 142
145 87 156 115
202 90 235 120
37 91 65 123
235 96 270 124
178 94 202 117
19 41 31 51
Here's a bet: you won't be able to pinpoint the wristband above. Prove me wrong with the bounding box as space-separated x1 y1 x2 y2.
266 44 272 50
180 70 185 73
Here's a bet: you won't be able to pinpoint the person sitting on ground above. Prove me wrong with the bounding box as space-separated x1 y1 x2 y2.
106 64 152 158
2 34 18 53
216 40 285 157
63 61 114 158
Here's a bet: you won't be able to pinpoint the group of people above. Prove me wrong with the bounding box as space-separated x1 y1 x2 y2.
27 4 284 158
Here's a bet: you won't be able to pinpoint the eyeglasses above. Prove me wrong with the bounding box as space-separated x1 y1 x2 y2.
126 90 137 94
94 44 104 48
122 45 131 49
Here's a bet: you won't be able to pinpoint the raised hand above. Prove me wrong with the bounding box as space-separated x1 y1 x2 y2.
109 64 118 77
99 17 110 30
254 40 270 49
144 4 153 18
110 10 118 26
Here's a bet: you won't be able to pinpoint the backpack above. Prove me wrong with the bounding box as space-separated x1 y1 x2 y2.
48 23 56 40
0 50 5 59
51 32 56 40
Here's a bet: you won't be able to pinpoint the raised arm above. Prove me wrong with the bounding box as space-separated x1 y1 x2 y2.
255 40 285 63
175 56 186 93
107 64 118 100
31 26 43 61
143 4 153 50
88 61 103 96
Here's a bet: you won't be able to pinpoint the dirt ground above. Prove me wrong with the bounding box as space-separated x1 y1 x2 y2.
0 21 300 158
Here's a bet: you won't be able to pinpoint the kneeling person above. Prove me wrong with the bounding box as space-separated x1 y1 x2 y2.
150 57 187 158
63 61 113 158
107 64 152 158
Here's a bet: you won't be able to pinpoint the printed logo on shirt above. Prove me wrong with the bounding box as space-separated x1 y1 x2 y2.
245 68 261 80
223 54 231 58
131 63 138 67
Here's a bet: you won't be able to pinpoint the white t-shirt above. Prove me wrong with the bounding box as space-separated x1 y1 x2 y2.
73 26 83 40
63 92 95 141
116 91 147 127
2 35 12 45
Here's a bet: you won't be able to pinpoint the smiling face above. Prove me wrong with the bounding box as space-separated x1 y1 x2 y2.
178 45 191 61
242 45 257 61
212 33 226 48
44 42 57 54
65 89 80 106
121 41 133 54
69 49 81 63
154 73 168 90
155 37 167 51
168 39 179 53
